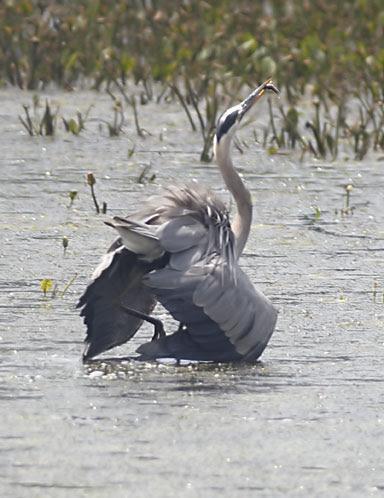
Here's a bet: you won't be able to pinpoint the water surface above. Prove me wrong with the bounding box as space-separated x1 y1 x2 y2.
0 89 383 497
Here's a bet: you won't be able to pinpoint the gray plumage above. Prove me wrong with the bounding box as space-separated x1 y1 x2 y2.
78 241 163 360
78 80 279 362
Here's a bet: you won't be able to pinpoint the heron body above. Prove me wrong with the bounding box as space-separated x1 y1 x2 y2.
78 80 279 362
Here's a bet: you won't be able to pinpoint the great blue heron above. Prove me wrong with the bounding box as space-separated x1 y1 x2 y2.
78 79 279 362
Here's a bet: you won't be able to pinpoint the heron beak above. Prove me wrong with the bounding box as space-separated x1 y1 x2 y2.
239 78 280 119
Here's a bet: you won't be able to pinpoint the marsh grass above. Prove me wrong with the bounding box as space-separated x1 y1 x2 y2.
137 164 156 184
110 81 148 137
6 1 384 160
19 97 58 136
264 96 383 161
170 75 225 161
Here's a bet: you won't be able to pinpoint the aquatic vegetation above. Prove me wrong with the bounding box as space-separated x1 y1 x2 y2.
304 99 337 159
264 96 384 161
61 274 78 297
341 184 354 216
40 278 53 297
86 172 100 214
62 114 83 135
68 190 78 207
170 77 220 161
313 206 321 220
136 164 156 184
85 172 107 214
107 101 124 137
62 105 92 135
40 275 77 299
267 101 304 151
19 97 58 136
300 206 323 226
4 1 384 159
344 184 353 210
334 184 355 217
110 81 148 137
62 236 69 255
104 89 125 136
127 145 135 158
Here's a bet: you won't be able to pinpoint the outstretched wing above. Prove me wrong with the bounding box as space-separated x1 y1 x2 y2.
138 224 277 362
77 244 157 360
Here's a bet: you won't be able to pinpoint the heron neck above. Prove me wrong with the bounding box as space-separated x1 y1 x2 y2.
216 138 252 258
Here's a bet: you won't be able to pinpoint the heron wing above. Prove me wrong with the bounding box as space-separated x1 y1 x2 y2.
194 264 278 360
77 245 157 360
139 256 277 362
77 211 212 360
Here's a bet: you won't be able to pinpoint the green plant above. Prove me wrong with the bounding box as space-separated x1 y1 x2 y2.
5 1 384 159
137 164 156 184
62 105 93 135
86 172 100 214
68 191 78 207
40 278 53 297
19 97 58 136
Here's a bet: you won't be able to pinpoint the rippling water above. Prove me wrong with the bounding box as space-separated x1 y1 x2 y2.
0 89 383 497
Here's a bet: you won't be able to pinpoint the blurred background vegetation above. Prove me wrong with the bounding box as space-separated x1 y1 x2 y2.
1 0 383 159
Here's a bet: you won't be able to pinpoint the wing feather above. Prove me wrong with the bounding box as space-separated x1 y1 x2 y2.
197 265 278 357
77 247 157 360
169 243 206 271
144 255 277 361
158 215 207 252
201 285 237 323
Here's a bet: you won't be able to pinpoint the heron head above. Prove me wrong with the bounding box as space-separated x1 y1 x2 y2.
214 79 279 153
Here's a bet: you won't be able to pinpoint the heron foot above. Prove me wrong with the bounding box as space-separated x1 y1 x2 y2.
152 321 165 341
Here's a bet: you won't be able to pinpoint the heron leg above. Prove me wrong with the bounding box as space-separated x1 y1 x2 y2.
120 304 165 341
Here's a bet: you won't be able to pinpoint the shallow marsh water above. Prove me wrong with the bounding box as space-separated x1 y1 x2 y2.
0 89 383 497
